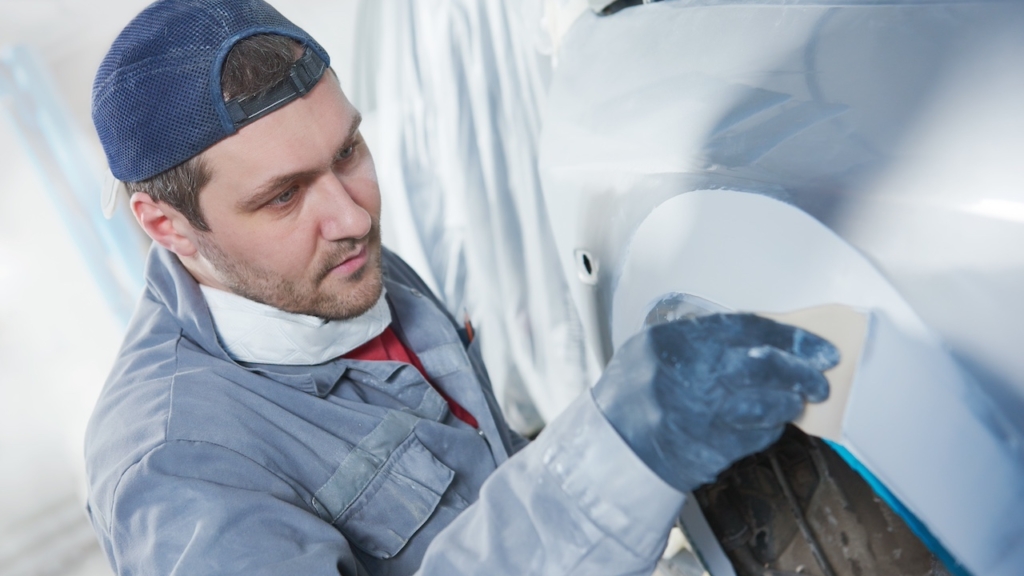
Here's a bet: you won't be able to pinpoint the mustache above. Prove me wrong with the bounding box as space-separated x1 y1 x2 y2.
314 220 380 282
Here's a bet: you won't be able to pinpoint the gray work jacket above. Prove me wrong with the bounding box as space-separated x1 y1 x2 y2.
85 246 684 575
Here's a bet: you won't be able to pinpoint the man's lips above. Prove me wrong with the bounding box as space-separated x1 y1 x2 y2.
327 244 368 278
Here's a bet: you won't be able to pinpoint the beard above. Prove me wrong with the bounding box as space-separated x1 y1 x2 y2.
195 220 384 321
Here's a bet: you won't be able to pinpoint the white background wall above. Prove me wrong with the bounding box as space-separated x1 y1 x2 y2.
0 1 363 573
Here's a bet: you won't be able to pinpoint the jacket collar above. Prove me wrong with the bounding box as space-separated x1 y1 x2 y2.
144 245 426 398
146 245 231 364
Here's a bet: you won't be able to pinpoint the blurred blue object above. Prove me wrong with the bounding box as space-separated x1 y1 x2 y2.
0 45 145 324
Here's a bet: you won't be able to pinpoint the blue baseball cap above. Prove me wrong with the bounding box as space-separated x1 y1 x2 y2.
92 0 331 186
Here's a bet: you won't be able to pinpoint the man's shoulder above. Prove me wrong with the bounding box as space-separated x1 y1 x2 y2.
381 247 460 328
381 247 432 294
87 292 181 454
84 292 261 524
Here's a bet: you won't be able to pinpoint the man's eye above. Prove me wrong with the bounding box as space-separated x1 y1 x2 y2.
271 187 297 205
337 145 355 161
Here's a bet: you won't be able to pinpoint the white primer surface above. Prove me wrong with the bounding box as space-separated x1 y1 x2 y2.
613 190 1024 576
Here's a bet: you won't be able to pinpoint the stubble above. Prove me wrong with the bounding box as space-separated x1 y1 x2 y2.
195 221 384 320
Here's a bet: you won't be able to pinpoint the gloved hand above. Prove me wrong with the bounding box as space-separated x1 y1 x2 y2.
593 313 839 493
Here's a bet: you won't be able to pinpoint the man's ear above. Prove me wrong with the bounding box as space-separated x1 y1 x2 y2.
130 193 200 257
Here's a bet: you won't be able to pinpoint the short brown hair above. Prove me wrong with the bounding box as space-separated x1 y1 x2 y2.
125 34 301 231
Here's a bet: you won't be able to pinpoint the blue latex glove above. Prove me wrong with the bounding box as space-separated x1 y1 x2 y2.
593 313 840 493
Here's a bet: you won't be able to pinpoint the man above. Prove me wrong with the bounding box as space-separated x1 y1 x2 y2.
85 1 839 574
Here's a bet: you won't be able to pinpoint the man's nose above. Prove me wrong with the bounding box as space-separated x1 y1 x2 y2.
313 174 372 241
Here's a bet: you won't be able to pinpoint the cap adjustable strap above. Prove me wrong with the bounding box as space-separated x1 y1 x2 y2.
224 48 327 129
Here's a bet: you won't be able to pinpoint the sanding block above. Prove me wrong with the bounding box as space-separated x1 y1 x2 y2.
759 305 871 443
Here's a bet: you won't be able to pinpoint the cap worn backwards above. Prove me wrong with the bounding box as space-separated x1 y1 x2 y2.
92 0 331 184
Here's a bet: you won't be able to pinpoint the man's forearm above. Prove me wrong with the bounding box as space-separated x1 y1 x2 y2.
416 390 685 575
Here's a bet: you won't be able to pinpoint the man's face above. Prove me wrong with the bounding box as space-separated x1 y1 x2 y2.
191 74 382 320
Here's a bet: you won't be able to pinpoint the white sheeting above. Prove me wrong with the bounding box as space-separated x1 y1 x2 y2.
353 0 595 432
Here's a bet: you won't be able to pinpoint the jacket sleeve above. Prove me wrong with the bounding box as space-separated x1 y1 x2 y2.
416 389 687 576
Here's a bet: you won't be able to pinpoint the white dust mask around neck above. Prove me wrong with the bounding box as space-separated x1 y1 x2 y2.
199 285 391 365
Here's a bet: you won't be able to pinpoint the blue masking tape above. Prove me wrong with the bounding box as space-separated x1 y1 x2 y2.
823 440 972 576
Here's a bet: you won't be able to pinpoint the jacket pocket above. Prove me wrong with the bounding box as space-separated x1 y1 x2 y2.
312 411 454 559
